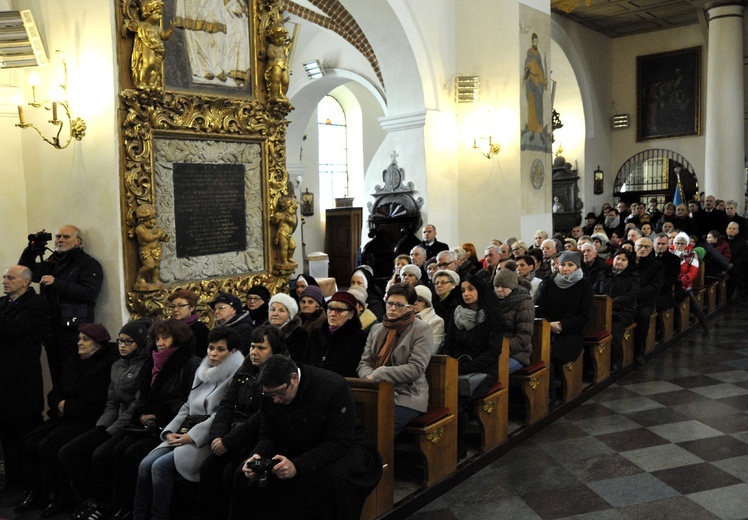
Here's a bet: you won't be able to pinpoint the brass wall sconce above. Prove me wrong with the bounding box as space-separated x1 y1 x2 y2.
14 50 86 149
594 165 604 195
300 188 315 216
473 136 500 159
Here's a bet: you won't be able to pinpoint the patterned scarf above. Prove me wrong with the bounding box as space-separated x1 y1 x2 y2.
374 311 416 368
151 346 179 386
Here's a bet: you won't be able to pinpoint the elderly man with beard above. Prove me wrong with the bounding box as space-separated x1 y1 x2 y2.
19 226 103 383
632 238 663 364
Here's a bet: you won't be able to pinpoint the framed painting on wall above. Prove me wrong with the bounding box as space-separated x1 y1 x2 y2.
637 46 701 141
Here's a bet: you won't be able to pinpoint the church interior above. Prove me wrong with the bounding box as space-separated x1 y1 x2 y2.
1 0 747 518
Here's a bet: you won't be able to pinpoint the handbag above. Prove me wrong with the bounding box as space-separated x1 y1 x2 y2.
457 372 488 397
178 414 210 434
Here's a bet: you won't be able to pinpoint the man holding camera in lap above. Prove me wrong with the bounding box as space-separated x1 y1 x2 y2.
19 225 103 382
229 355 381 520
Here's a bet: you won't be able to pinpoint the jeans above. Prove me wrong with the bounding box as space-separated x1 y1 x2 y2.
133 447 176 520
508 357 524 374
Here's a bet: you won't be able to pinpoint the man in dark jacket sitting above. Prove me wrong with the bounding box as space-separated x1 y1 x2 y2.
229 356 381 520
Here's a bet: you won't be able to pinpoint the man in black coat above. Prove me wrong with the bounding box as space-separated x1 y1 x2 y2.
633 238 663 363
653 233 680 312
420 224 449 261
230 356 380 520
0 265 50 485
725 221 748 297
19 225 103 383
581 243 606 285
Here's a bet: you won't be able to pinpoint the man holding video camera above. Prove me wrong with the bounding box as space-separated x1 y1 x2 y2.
229 355 381 520
19 225 103 382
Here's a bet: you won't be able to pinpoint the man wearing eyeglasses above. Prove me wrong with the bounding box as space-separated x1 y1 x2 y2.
230 355 380 519
632 238 663 365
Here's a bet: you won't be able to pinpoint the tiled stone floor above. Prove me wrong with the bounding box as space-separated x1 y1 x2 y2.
409 299 748 520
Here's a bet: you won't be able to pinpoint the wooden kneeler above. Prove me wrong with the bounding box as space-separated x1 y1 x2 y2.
472 338 510 452
403 355 458 487
561 350 584 402
509 319 550 426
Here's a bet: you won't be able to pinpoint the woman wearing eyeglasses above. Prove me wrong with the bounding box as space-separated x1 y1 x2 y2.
357 283 436 435
168 289 209 356
308 292 367 378
60 319 152 520
244 285 270 327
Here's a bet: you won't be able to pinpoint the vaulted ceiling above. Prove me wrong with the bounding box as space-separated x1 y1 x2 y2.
552 0 702 38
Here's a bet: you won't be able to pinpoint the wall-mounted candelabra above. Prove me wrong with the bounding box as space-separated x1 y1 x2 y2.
13 50 86 150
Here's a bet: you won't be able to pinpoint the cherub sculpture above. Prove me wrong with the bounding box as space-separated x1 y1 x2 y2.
123 0 174 90
134 204 169 289
265 23 291 102
271 195 298 265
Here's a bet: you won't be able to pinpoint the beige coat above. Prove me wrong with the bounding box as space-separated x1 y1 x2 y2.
357 319 435 413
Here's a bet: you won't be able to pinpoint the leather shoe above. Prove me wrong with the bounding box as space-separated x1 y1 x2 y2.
41 496 72 518
13 489 46 512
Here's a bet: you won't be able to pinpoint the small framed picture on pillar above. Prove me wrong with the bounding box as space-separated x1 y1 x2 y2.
637 46 701 141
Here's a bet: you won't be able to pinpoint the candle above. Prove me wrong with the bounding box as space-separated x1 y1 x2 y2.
52 101 58 121
13 94 25 124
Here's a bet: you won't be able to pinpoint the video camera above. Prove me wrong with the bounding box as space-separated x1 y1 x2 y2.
27 231 53 259
247 457 279 488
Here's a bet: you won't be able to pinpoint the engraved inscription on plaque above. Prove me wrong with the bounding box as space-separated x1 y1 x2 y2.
173 163 247 258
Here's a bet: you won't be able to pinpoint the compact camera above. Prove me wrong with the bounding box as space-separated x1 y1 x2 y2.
247 457 279 488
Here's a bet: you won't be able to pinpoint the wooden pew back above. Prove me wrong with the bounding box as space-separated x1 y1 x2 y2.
425 354 458 414
584 295 613 336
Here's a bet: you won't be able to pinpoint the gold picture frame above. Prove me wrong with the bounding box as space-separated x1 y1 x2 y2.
116 0 295 319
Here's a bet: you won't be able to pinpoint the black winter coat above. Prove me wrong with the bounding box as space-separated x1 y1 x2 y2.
633 254 663 310
132 345 200 428
308 315 368 378
536 275 593 364
595 267 640 326
442 307 504 381
209 360 261 453
0 288 50 419
655 251 680 310
19 247 103 327
433 289 462 323
47 343 118 424
225 311 254 355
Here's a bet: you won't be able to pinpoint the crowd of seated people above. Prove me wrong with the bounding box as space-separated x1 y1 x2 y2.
5 201 747 520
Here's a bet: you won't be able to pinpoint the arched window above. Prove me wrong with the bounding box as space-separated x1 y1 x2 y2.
614 149 699 204
317 95 348 210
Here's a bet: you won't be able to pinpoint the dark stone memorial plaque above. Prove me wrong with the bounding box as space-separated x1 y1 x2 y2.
173 163 247 258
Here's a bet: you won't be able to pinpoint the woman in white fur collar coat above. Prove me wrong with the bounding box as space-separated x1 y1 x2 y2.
133 327 244 520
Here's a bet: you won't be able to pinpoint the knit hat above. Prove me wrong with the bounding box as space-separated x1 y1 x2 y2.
347 286 368 308
301 285 325 307
400 264 422 280
78 323 111 344
591 232 609 245
558 251 582 268
674 232 690 246
119 319 151 350
414 285 433 307
493 261 519 290
269 293 299 320
434 269 460 285
327 291 357 310
247 285 270 302
585 212 597 220
564 238 578 249
210 292 243 313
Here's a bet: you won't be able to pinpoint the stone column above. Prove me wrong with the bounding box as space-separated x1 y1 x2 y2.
703 1 745 199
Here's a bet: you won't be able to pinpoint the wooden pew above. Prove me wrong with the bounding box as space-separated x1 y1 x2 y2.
621 323 636 367
561 350 584 401
645 312 658 354
345 378 395 520
403 355 458 487
717 275 729 307
472 338 510 452
691 263 706 320
676 296 690 334
583 295 612 384
658 307 674 342
509 319 550 426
